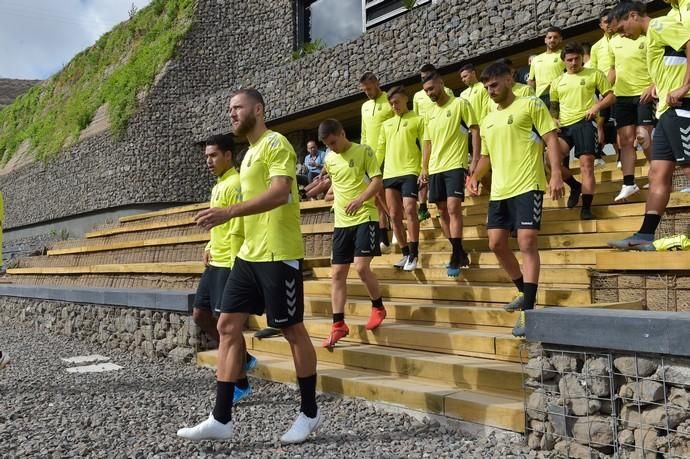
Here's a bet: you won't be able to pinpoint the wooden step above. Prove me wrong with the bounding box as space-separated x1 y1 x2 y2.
311 265 591 285
303 279 591 306
376 249 606 267
596 251 690 271
240 332 524 393
247 315 524 361
197 349 524 431
119 203 209 223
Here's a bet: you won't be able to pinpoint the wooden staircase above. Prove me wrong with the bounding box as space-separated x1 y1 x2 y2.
6 153 690 432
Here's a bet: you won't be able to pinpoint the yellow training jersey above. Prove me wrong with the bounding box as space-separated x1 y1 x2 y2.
206 168 244 269
586 35 613 73
608 34 653 97
361 92 394 165
646 15 690 116
489 83 535 112
667 0 690 28
528 50 566 96
377 111 424 179
550 68 612 127
324 143 381 228
480 96 557 200
413 87 454 119
424 96 478 174
238 130 304 262
460 82 490 121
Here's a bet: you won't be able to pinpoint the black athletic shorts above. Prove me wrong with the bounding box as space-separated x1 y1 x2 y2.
652 100 690 166
332 221 381 264
194 265 232 313
383 174 418 199
539 93 551 108
614 96 656 128
220 257 304 328
559 120 597 158
600 106 617 145
428 168 466 203
487 190 544 231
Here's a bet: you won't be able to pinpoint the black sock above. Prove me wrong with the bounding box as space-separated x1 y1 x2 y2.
212 381 234 424
333 312 345 323
523 283 538 311
562 156 570 168
624 175 635 186
401 245 410 257
236 377 249 390
513 276 524 293
582 194 593 210
409 241 419 257
639 213 661 235
298 374 318 418
371 297 384 309
449 238 464 260
419 202 428 212
565 176 581 189
379 228 389 246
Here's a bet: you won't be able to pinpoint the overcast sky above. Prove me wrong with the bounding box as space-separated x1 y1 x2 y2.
0 0 153 80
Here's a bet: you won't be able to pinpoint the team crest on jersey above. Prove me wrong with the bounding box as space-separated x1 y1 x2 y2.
639 42 645 49
580 79 585 85
553 57 558 63
446 111 451 117
349 159 355 167
507 115 514 125
403 122 408 127
378 105 382 111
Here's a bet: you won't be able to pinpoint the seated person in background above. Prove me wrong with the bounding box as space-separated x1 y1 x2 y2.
305 140 326 183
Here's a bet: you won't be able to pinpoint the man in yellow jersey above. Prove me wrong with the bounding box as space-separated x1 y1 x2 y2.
665 0 690 27
460 63 490 122
528 26 566 107
413 63 453 222
420 70 479 277
550 42 616 220
608 12 656 202
487 58 535 114
319 119 386 348
359 72 394 251
179 89 320 444
609 2 690 249
192 134 256 404
468 62 564 337
377 86 424 271
587 9 620 166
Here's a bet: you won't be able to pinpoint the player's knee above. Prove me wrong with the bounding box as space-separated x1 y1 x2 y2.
331 266 348 282
635 127 651 149
517 235 538 252
403 202 417 220
353 261 372 278
388 205 403 221
488 237 507 253
281 323 306 344
217 316 243 338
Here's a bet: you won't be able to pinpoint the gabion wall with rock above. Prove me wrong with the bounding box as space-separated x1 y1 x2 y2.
0 297 213 363
524 343 690 458
0 0 632 231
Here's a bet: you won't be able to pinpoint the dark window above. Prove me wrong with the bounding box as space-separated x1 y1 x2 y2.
364 0 431 28
295 0 363 48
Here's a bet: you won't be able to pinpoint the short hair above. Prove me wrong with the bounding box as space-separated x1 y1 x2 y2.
306 139 318 146
582 42 592 55
230 88 265 110
495 57 513 67
610 1 646 21
459 63 476 74
561 42 585 60
318 119 344 140
422 70 440 84
419 63 437 74
387 85 407 99
206 134 234 153
480 62 512 83
359 72 378 84
599 8 611 19
545 26 563 36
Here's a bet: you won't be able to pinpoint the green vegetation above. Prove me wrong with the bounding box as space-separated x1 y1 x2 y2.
292 39 326 60
0 0 196 163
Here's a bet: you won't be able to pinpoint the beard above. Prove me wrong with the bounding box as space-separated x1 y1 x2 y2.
233 113 257 137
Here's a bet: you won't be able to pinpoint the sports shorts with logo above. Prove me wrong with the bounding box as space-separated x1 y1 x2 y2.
383 174 419 199
194 265 231 314
558 119 597 158
332 221 381 264
428 167 466 203
220 258 304 328
487 190 544 231
652 100 690 166
614 96 656 128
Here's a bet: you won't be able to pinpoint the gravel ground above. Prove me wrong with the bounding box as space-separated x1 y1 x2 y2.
0 323 549 458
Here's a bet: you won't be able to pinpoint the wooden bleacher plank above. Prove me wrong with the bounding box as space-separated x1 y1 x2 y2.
119 203 209 223
596 252 690 271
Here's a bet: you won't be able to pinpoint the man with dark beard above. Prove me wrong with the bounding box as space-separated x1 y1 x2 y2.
178 88 320 444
